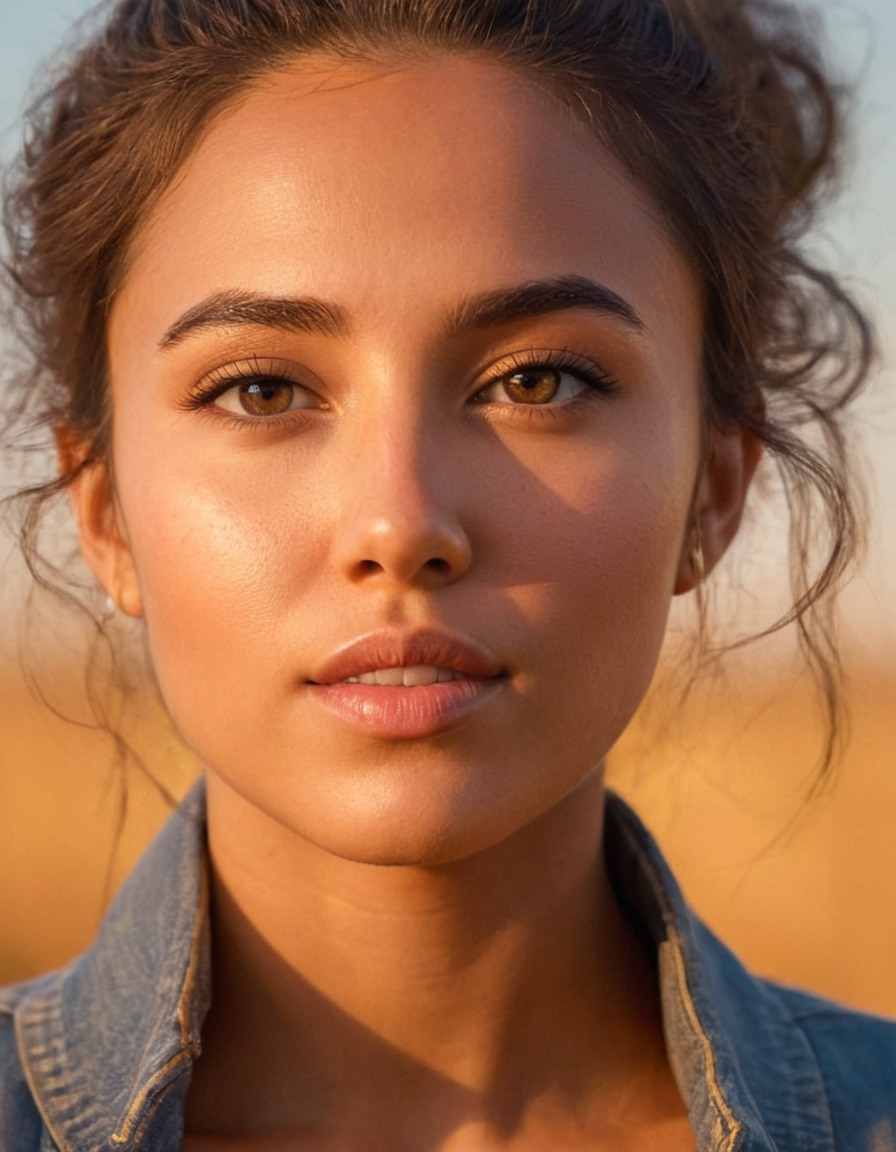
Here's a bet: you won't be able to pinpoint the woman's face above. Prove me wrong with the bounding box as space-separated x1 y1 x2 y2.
87 55 751 864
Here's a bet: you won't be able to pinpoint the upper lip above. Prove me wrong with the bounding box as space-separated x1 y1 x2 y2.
309 628 505 685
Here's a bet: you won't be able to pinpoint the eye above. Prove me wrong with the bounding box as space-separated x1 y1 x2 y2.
182 358 330 420
473 356 619 407
214 376 321 417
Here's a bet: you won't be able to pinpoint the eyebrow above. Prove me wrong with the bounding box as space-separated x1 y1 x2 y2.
445 275 645 336
157 274 644 351
159 290 349 349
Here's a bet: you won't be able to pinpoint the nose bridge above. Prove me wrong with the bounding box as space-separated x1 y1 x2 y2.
334 395 471 586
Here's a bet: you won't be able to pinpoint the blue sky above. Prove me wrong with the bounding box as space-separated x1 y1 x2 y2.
1 0 894 658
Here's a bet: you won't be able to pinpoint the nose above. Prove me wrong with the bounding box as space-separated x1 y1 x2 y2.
332 418 472 589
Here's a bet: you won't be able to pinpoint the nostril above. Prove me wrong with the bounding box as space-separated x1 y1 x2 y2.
359 559 382 574
426 557 450 574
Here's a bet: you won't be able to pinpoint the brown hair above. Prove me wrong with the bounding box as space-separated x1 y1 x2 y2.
2 0 873 776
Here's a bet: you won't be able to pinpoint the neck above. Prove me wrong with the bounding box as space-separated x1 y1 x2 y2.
187 770 678 1143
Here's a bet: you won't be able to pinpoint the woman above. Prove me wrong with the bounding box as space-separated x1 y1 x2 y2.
1 0 894 1147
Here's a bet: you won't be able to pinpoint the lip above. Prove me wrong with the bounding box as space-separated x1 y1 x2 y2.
307 628 506 739
310 628 504 685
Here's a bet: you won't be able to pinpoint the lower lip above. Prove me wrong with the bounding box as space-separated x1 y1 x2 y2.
308 678 505 739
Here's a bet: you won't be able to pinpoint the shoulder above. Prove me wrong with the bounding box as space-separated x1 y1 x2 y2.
0 982 45 1150
764 981 896 1135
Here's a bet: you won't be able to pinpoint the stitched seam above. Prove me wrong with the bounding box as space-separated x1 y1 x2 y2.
666 930 742 1151
608 801 742 1149
114 816 208 1144
178 848 210 1047
15 1005 78 1152
111 1047 196 1145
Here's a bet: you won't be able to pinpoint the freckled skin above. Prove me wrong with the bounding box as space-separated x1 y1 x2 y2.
99 56 733 866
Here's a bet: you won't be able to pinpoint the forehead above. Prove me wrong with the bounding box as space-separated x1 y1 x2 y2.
114 53 701 352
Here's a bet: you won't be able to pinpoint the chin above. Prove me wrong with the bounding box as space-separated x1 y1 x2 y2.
202 724 607 871
296 785 526 869
275 759 602 871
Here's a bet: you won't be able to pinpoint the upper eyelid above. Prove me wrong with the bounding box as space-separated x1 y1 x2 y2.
183 345 615 403
205 355 305 386
498 349 605 372
474 348 617 386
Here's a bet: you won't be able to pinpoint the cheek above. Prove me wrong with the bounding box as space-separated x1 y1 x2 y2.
112 442 326 722
494 422 694 617
484 422 697 734
547 477 687 673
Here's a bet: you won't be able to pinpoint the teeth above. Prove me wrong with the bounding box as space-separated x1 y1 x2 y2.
343 665 467 686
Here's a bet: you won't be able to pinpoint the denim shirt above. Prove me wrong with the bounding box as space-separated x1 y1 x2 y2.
2 783 895 1150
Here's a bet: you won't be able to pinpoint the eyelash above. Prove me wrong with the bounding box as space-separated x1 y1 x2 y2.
180 348 621 427
182 356 301 403
473 349 620 406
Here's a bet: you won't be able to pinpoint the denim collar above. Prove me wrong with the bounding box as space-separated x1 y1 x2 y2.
604 796 835 1152
11 783 835 1151
12 784 210 1151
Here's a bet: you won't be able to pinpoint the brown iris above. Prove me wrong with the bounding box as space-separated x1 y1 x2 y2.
503 368 562 405
238 380 294 416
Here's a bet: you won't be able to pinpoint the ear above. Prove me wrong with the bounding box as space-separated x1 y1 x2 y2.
56 427 144 618
674 420 762 595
